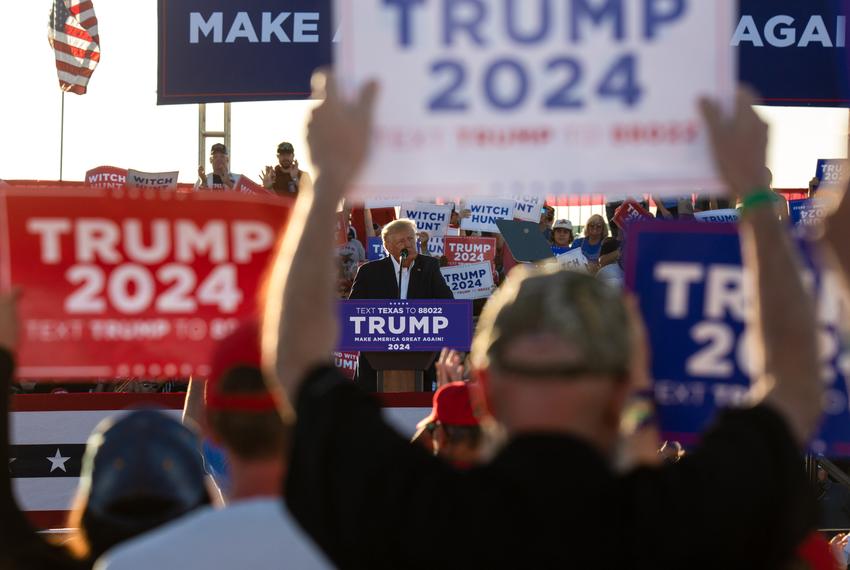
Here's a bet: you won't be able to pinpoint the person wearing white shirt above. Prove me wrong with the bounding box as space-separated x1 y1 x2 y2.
96 322 332 570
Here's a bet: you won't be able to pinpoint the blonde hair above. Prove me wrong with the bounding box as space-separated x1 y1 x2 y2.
584 214 609 239
381 219 417 244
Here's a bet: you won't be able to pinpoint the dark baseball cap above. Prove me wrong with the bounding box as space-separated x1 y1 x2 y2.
277 142 294 154
210 143 228 155
80 409 210 529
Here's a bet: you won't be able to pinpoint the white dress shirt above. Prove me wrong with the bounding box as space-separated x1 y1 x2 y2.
389 255 412 299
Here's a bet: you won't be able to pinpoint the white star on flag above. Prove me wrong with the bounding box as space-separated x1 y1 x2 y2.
47 449 70 473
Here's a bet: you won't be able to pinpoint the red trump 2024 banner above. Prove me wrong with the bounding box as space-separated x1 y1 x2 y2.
0 187 291 379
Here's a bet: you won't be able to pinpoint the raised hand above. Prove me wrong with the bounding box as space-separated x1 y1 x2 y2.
435 348 465 388
307 71 378 195
260 166 276 189
699 89 770 197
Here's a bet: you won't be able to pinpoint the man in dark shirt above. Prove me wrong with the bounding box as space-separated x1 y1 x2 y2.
260 142 313 197
348 218 453 391
263 80 825 569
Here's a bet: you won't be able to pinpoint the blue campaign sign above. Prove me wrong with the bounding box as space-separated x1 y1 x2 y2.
157 0 333 104
817 158 848 183
626 220 850 456
338 300 473 352
789 199 828 228
737 0 850 107
367 237 386 261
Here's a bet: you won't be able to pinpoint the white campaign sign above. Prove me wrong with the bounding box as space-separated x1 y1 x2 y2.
336 0 735 199
401 202 453 236
440 261 495 300
695 209 740 223
513 194 544 223
460 198 514 233
126 169 179 190
425 236 444 257
556 248 589 272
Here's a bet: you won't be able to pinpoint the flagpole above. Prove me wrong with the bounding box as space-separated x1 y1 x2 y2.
59 91 65 181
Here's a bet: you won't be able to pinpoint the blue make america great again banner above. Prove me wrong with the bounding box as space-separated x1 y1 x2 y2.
157 0 334 104
338 299 473 352
626 220 850 457
158 0 848 106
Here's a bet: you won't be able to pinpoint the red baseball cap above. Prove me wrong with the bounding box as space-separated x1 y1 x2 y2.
432 382 479 427
205 319 277 413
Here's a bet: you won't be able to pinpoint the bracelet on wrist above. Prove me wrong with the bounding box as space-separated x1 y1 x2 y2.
741 188 778 214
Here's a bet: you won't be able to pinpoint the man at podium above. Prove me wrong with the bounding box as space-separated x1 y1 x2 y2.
349 219 453 391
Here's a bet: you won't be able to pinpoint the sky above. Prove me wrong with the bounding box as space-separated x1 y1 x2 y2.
0 2 847 189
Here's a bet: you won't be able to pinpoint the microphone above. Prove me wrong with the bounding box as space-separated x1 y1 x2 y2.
397 249 409 300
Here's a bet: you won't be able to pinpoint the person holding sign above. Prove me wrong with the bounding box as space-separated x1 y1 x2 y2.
348 218 453 391
195 143 242 191
263 75 825 569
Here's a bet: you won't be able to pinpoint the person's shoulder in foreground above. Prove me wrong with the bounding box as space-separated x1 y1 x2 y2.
96 498 333 570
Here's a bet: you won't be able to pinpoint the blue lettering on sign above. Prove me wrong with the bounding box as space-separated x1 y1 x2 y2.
338 299 473 351
444 268 486 282
571 0 625 42
382 0 690 112
469 203 511 227
505 0 551 44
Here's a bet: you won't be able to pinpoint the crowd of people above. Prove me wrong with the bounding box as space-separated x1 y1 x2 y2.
1 75 849 570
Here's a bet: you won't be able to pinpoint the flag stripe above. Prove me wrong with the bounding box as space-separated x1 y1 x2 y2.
62 24 94 43
58 73 91 91
56 63 95 80
52 42 100 64
52 31 101 56
13 478 79 512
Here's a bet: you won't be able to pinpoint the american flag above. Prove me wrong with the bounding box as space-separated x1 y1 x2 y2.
10 393 428 529
47 0 100 95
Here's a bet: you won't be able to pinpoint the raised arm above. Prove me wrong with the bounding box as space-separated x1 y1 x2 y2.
700 90 821 446
262 73 378 406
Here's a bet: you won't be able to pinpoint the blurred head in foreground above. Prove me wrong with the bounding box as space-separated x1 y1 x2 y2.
68 409 212 560
471 266 632 455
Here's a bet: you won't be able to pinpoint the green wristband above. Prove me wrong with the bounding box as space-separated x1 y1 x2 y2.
741 188 777 213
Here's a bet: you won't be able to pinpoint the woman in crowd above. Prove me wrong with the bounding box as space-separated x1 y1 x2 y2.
570 214 608 265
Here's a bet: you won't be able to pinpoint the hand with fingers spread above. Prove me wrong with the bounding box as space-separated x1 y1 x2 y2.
260 165 276 189
435 348 464 388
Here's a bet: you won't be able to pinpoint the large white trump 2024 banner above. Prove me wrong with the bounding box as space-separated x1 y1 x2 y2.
335 0 736 199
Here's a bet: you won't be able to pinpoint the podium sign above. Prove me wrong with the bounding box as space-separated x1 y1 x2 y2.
338 299 472 352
